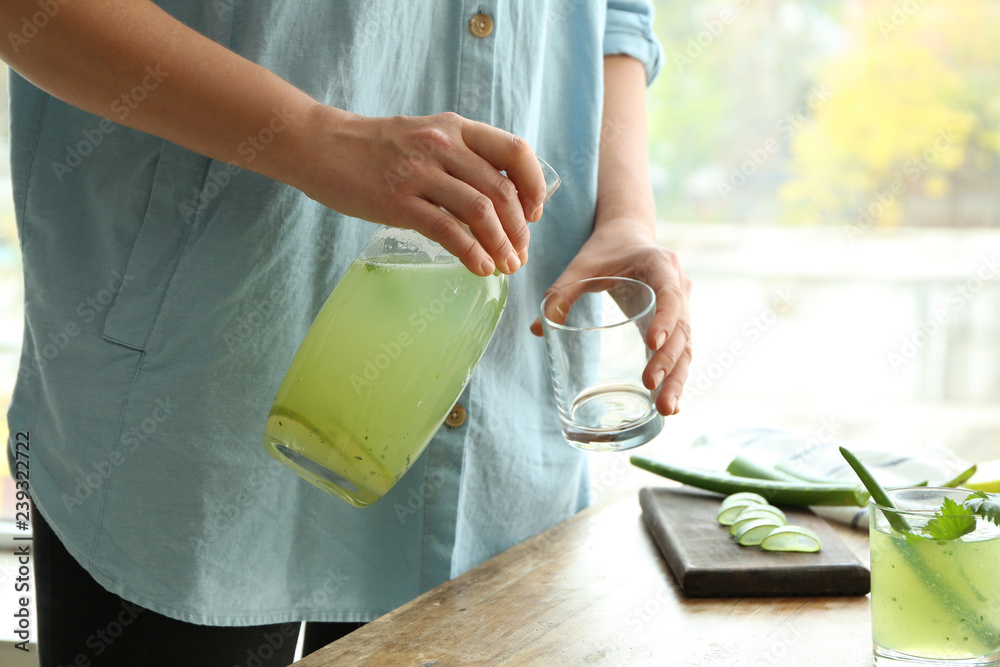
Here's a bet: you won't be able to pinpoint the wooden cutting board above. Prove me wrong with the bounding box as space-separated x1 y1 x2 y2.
639 486 870 598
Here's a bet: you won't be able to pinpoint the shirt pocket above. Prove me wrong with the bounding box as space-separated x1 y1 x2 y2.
101 142 212 351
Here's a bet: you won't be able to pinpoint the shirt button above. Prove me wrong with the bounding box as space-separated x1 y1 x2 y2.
445 403 467 428
469 13 494 38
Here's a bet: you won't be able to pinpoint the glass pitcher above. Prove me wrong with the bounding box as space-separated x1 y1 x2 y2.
264 160 559 507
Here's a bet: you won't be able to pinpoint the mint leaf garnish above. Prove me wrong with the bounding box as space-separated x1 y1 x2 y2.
923 497 976 541
964 490 1000 528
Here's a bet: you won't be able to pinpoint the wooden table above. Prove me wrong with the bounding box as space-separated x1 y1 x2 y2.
294 490 874 666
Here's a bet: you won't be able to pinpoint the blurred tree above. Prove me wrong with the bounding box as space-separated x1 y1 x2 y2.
647 0 1000 227
779 0 1000 228
648 0 845 222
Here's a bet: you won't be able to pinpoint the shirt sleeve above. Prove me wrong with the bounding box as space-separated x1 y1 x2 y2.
604 0 664 85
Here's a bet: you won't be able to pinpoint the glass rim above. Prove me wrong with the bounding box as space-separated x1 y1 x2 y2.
536 156 562 203
868 486 977 514
539 276 655 332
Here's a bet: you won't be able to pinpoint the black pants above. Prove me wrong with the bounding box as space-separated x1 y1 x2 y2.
33 511 363 667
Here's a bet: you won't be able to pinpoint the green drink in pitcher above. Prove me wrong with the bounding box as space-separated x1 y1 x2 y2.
264 228 508 507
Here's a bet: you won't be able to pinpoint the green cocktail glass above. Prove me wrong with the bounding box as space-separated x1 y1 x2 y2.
870 487 1000 666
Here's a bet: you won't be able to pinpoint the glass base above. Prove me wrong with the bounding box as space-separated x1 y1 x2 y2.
875 642 1000 666
561 411 664 452
263 437 381 507
560 384 664 452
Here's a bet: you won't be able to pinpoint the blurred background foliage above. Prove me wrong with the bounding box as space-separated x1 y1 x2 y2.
648 0 1000 228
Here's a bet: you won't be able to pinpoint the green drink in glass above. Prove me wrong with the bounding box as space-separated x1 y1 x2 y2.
870 487 1000 666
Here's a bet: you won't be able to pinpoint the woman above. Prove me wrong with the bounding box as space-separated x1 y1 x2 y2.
1 1 691 664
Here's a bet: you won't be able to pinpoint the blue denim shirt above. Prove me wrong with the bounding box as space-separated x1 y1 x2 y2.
7 0 662 624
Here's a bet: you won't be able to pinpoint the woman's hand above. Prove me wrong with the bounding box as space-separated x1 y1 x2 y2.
530 220 692 416
531 55 693 417
294 110 548 277
0 0 546 278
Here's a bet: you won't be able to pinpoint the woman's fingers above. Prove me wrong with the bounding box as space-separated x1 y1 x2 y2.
632 248 690 351
528 230 693 416
398 197 497 276
644 315 692 415
461 120 548 221
367 113 542 274
638 250 692 415
432 153 529 272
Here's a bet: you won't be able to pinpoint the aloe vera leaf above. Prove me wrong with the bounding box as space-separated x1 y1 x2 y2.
726 455 801 482
630 455 870 506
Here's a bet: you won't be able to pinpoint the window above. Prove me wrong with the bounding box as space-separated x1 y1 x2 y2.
631 0 999 479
